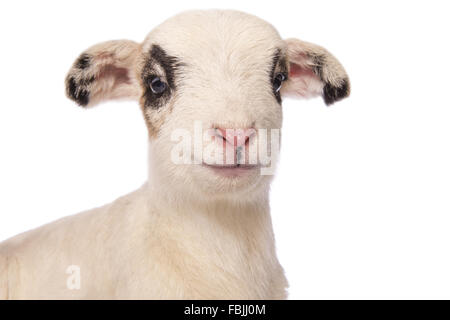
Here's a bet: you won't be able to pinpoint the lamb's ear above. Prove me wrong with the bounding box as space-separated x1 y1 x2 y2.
65 40 141 107
281 38 350 105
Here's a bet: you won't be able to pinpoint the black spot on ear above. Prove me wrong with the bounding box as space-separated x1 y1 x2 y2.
67 76 90 107
76 54 91 70
80 75 95 86
76 89 90 106
308 53 350 105
323 78 350 105
68 77 77 99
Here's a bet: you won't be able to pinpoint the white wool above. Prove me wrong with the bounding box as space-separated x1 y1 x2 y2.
0 9 349 299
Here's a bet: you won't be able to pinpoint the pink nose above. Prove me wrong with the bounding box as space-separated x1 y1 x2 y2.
215 127 255 147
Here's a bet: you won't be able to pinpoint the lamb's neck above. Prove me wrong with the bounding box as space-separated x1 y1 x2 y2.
145 183 277 257
139 182 284 299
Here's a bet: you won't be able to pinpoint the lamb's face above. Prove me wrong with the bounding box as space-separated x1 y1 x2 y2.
137 11 287 198
65 10 350 201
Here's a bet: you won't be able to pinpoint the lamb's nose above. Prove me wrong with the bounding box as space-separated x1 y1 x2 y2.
215 127 255 148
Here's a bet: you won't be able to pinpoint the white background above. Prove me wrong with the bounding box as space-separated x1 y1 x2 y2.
1 0 449 299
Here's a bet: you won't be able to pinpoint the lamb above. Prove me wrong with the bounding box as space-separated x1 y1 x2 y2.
0 9 350 299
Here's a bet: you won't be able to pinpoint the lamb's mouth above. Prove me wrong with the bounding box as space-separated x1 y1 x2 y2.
202 163 259 177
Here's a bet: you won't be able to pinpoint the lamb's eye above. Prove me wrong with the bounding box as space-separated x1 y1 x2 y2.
273 72 286 93
150 77 167 94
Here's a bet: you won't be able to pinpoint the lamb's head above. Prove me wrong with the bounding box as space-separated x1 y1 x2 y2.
65 10 350 202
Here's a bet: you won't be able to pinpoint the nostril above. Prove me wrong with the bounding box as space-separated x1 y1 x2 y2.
215 127 255 147
215 128 227 141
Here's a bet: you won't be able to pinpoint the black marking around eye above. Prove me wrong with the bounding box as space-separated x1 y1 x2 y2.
141 44 182 109
270 49 288 104
75 54 91 70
